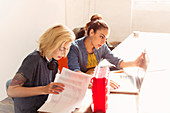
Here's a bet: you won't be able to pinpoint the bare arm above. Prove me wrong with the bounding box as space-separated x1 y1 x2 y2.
7 73 64 98
120 52 146 68
119 60 135 68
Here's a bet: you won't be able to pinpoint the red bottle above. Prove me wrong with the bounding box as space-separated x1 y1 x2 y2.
91 66 110 113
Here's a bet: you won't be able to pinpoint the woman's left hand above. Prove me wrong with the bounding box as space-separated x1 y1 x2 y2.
135 52 145 66
135 52 149 71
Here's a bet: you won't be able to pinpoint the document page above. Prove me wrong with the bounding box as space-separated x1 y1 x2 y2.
38 68 91 113
109 71 139 94
109 67 146 94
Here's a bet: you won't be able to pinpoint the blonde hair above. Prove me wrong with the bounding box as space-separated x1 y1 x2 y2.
39 24 75 57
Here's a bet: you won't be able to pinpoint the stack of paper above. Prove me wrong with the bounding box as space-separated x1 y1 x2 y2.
38 68 91 113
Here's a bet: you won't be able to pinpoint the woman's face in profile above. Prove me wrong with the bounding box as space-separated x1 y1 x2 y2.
90 28 109 50
51 41 71 60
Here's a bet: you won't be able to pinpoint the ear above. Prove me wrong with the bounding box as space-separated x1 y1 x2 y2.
89 29 94 36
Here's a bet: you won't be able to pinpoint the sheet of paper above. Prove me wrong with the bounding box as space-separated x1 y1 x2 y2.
38 68 91 113
109 71 139 93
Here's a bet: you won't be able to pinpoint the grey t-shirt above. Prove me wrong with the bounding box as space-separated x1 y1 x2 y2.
13 50 58 113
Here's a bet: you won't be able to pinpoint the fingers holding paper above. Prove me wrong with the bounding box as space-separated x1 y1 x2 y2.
44 82 65 94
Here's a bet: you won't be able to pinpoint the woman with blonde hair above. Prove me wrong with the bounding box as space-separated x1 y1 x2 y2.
7 24 75 113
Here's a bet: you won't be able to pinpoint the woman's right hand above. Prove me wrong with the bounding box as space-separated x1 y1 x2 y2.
43 82 65 95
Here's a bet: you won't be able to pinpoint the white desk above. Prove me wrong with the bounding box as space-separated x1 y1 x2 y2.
137 33 170 113
73 89 138 113
74 32 170 113
139 69 170 113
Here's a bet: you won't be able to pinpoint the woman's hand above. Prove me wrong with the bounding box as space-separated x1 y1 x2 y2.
86 68 95 75
43 82 65 95
120 52 149 69
134 52 149 71
134 52 145 67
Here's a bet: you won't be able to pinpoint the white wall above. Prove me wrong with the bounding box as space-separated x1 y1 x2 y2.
132 3 170 33
95 0 132 42
66 0 132 42
0 0 65 100
65 0 90 29
66 0 170 42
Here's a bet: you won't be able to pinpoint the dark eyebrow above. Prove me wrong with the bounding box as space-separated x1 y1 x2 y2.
100 33 106 38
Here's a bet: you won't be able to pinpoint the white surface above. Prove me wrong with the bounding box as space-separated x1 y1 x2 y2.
139 69 170 113
112 32 170 113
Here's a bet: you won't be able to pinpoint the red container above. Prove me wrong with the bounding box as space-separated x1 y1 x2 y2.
91 66 110 113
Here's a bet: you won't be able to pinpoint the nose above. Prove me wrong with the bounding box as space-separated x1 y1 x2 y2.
63 52 67 57
60 51 66 57
62 50 69 58
101 39 106 45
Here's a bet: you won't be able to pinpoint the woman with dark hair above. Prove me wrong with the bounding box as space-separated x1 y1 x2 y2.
73 13 103 39
84 13 103 33
67 20 145 74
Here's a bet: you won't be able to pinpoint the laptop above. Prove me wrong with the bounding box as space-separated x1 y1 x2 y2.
98 49 149 95
109 51 149 95
109 66 147 95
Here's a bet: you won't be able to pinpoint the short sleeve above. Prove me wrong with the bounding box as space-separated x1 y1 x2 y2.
17 54 39 82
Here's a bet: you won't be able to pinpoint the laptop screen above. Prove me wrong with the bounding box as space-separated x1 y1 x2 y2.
109 50 149 94
109 57 149 95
